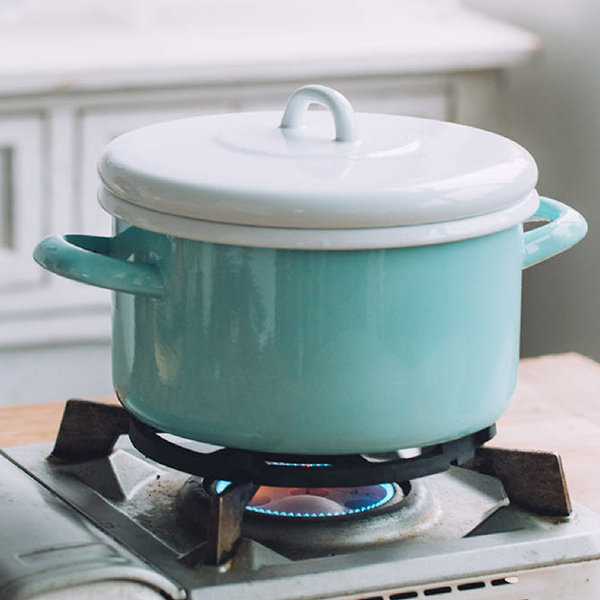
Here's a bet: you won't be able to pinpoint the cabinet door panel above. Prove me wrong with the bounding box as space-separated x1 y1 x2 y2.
0 116 43 291
334 80 450 120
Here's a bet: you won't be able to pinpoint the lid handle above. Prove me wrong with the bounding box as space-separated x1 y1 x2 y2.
280 85 357 143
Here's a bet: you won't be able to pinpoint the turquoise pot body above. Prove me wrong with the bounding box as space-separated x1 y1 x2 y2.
120 221 524 454
32 197 587 454
114 224 520 454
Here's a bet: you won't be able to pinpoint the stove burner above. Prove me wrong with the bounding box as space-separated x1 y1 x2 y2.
214 481 397 518
180 478 427 559
41 400 579 568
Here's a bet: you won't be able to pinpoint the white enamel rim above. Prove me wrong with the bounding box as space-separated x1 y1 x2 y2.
99 187 539 249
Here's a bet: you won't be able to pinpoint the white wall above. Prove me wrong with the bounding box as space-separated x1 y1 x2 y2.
467 0 600 359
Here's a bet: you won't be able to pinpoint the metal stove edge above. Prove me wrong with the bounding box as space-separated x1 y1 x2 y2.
0 446 184 600
2 441 600 600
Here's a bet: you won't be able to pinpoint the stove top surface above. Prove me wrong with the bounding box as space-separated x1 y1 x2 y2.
2 438 600 600
2 399 600 600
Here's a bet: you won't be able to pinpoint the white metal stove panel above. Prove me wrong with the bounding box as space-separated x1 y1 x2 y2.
333 560 600 599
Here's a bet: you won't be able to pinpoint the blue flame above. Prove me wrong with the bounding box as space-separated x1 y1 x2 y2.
265 461 332 468
215 480 232 494
245 483 395 518
214 479 396 518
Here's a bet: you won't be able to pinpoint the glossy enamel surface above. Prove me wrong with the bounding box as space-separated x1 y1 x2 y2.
32 196 587 453
108 221 522 454
33 233 164 297
523 197 588 268
98 85 538 234
99 187 541 250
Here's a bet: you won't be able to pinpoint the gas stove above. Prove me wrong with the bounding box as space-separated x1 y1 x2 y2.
1 400 600 599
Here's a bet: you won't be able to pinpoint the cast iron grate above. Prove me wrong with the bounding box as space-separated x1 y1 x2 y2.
128 416 495 487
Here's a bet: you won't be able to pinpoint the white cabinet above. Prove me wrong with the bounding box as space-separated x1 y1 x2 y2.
0 116 43 291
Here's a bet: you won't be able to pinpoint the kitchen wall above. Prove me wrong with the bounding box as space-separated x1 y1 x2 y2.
466 0 600 360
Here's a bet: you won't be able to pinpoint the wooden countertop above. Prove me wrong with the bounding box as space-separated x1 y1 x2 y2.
1 352 599 510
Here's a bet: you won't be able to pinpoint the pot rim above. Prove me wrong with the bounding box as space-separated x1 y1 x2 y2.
99 187 539 250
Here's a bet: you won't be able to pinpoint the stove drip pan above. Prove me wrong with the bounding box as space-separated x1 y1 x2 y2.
179 479 427 558
178 469 506 559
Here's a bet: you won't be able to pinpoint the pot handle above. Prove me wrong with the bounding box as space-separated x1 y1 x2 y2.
280 85 357 142
33 234 165 297
523 197 587 269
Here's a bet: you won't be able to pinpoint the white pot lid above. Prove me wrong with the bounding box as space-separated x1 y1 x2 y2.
98 85 539 248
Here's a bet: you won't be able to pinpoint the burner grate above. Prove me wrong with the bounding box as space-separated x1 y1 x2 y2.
128 416 495 487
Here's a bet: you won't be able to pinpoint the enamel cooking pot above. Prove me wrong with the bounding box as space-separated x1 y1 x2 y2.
34 85 587 455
